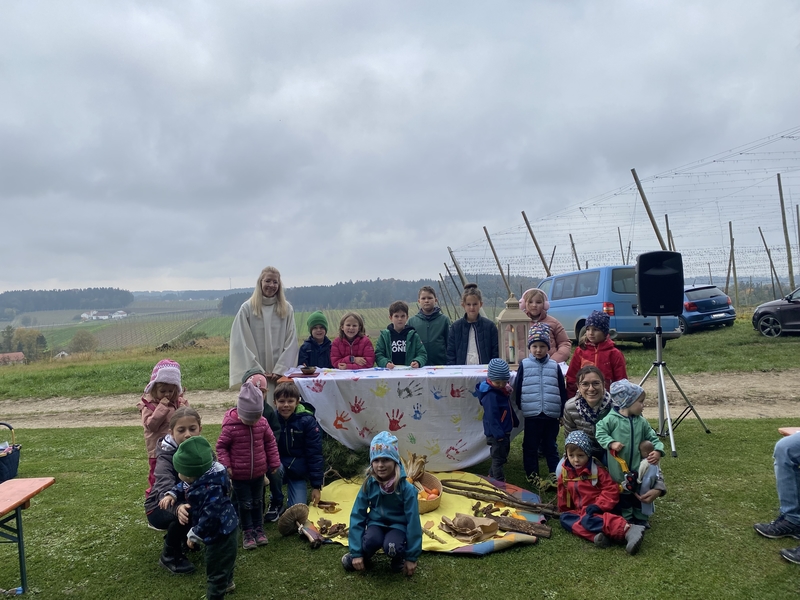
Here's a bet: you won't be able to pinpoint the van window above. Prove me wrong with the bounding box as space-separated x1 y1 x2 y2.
550 271 599 300
612 268 636 294
576 271 600 297
538 279 552 298
552 275 577 300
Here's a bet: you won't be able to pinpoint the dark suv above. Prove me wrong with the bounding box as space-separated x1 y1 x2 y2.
752 287 800 337
680 285 735 333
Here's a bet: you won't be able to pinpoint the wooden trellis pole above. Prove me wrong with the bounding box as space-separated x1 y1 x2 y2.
759 226 784 298
708 263 713 285
665 215 674 251
632 168 668 251
447 247 468 288
438 275 455 320
569 234 581 270
444 263 461 300
521 211 551 277
777 174 795 290
617 227 626 264
549 246 557 272
483 227 512 297
729 222 739 308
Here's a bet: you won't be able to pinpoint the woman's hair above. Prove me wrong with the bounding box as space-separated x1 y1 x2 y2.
522 288 546 304
274 380 301 401
249 266 289 318
576 365 605 385
418 285 437 299
461 283 482 303
169 406 202 429
338 312 366 339
361 461 402 494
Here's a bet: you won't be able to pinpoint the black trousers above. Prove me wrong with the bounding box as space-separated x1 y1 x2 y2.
205 530 238 600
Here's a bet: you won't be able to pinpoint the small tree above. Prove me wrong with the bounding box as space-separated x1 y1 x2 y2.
69 330 99 353
1 325 13 353
12 328 45 361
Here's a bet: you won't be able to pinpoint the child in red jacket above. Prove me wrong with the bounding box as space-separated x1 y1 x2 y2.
216 381 280 550
565 311 627 397
331 312 376 370
557 431 645 554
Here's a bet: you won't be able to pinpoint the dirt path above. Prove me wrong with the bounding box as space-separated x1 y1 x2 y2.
2 370 799 429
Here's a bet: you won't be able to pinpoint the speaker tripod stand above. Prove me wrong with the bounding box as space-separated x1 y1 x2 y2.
639 316 711 457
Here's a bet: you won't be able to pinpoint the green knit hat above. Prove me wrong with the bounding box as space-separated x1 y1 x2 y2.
306 311 328 333
172 436 213 478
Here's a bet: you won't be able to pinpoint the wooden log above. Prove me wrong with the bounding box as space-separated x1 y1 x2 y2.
486 515 552 539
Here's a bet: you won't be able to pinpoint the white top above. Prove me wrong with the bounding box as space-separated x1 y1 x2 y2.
466 325 479 365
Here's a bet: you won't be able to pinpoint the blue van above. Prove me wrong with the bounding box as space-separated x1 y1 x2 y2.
537 265 681 347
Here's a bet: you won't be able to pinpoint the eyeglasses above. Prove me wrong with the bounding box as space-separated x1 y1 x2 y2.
579 381 603 389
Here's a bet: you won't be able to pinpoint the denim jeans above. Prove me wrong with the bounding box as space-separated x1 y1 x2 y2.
269 465 309 507
774 433 800 525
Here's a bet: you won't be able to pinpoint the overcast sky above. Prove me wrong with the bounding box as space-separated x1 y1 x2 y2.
2 0 799 293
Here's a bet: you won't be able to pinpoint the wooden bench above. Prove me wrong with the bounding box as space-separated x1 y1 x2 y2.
0 478 55 594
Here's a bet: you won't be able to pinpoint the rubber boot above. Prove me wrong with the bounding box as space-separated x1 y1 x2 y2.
624 524 645 555
159 543 196 574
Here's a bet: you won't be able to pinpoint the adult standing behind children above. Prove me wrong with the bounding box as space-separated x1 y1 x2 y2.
565 310 627 398
298 311 333 369
519 288 571 363
447 284 499 365
408 286 451 366
229 266 299 404
375 301 427 369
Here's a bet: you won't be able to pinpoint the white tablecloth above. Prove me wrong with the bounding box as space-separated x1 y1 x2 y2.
292 365 522 471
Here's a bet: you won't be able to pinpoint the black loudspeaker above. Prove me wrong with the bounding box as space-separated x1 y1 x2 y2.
636 251 684 316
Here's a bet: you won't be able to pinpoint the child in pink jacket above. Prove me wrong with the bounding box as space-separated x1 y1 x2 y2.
137 359 189 494
331 312 375 370
216 382 281 550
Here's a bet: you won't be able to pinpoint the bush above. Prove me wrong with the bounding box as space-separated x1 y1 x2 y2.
68 330 99 353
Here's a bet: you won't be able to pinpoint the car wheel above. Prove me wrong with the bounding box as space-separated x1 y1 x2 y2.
757 315 782 337
678 316 689 334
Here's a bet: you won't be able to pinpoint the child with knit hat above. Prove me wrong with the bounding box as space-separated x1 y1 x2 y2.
160 436 239 599
137 359 189 494
298 311 333 369
557 430 646 554
565 310 627 398
595 380 666 526
342 431 423 576
476 358 519 482
216 381 281 550
514 323 568 489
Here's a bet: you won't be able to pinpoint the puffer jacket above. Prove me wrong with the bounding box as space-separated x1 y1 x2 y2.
277 403 324 488
137 392 189 457
565 337 627 398
330 335 376 370
216 408 280 481
514 355 567 419
446 316 499 365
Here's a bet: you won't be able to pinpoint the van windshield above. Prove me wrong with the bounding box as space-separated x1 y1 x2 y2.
612 268 636 294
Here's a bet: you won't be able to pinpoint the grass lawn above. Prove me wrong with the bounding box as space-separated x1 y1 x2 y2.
1 419 798 599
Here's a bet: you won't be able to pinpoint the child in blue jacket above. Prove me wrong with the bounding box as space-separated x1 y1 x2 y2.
476 358 519 482
297 311 333 369
342 431 423 576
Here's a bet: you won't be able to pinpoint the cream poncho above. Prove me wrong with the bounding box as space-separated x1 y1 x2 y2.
228 296 299 394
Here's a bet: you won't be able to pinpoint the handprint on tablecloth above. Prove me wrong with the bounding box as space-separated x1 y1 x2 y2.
349 396 365 413
474 407 484 421
412 403 426 420
407 433 416 444
397 380 423 399
357 424 375 439
333 410 351 430
425 439 440 456
449 384 466 398
310 380 326 393
446 439 467 460
450 414 462 426
386 409 406 431
430 385 445 401
371 381 389 398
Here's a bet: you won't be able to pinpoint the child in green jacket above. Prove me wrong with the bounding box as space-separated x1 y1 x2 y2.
595 379 666 526
375 301 427 369
407 286 451 366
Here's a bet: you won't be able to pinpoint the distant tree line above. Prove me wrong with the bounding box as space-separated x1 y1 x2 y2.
0 288 134 321
1 325 48 361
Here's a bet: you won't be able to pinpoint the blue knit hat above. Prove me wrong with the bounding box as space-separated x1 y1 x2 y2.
585 310 610 336
610 379 645 409
487 358 510 382
564 430 593 456
527 323 551 349
370 431 400 464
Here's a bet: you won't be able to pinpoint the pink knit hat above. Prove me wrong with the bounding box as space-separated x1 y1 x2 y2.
144 359 182 394
246 373 268 392
237 381 264 422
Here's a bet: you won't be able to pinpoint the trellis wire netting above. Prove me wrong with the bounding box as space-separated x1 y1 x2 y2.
450 126 800 288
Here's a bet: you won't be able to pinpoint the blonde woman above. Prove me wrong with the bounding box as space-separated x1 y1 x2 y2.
229 267 299 403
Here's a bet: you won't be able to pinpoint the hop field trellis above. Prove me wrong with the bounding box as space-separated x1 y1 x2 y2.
450 126 800 293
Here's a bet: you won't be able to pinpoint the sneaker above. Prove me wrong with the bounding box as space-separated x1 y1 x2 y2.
342 553 355 572
159 552 196 575
754 515 800 539
593 533 610 548
265 503 283 523
254 527 268 546
225 581 236 593
624 524 645 555
242 530 257 550
780 545 800 565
